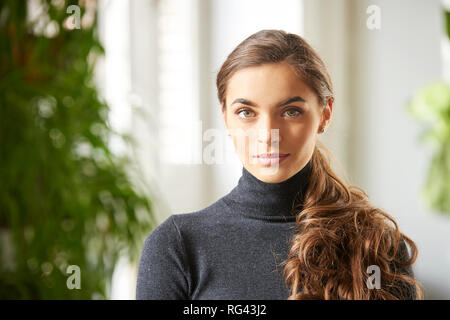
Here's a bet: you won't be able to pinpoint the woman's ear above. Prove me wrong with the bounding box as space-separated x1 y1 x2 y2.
327 97 333 114
321 98 333 127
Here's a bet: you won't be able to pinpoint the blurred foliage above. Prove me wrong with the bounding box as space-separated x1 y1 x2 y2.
408 81 450 215
0 0 157 299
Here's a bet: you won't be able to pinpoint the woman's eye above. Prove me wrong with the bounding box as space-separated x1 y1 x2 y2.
236 109 255 119
284 108 303 117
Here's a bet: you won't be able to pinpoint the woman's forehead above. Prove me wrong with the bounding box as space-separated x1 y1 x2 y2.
226 65 316 108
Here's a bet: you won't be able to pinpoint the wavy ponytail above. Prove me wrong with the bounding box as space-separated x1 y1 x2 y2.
216 29 424 299
281 141 424 299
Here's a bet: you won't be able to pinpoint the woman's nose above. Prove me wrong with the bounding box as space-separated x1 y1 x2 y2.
255 116 281 144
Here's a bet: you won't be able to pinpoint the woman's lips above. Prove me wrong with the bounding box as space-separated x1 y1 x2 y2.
253 153 290 166
256 153 290 158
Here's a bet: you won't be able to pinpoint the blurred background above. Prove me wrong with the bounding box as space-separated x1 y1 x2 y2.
1 0 449 299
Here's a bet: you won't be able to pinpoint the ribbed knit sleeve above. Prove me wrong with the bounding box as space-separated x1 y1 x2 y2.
136 215 189 300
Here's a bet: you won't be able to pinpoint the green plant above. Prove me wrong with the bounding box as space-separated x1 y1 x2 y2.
406 6 450 216
0 0 157 299
407 81 450 215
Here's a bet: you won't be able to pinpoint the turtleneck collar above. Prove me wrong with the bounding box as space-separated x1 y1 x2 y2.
223 159 312 221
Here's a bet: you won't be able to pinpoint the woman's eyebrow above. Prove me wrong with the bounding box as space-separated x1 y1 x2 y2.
230 96 305 108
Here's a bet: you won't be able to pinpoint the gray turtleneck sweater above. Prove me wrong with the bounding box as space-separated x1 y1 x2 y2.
136 160 416 300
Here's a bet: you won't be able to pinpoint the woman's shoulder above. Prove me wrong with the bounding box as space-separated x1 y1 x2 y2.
146 196 230 242
172 197 231 230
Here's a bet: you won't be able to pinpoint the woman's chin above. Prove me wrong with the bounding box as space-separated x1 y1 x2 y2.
250 165 290 182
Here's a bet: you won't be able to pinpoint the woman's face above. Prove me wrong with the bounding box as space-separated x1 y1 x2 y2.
222 62 332 183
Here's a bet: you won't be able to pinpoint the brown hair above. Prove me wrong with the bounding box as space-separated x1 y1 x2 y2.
216 29 424 299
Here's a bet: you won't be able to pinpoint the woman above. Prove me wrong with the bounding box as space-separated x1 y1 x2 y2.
136 29 423 300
